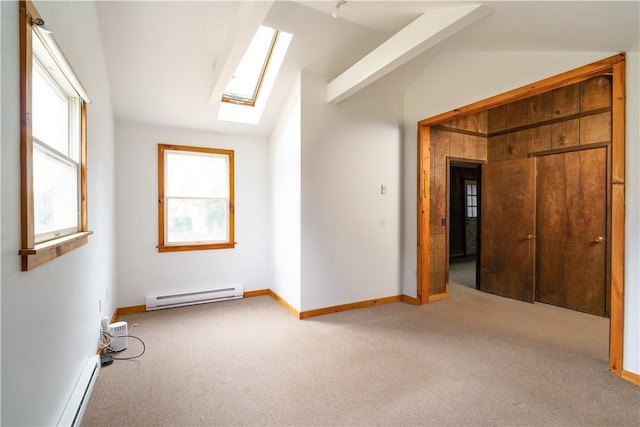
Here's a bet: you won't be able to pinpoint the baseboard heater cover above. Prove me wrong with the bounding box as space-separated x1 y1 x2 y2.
57 354 100 427
146 285 244 311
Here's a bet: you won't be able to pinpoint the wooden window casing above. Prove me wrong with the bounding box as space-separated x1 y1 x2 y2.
157 144 235 252
19 0 92 271
221 28 280 107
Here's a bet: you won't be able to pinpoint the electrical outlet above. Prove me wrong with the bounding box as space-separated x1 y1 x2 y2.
101 316 109 331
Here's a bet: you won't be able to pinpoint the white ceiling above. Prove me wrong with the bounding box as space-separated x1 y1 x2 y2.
95 1 640 138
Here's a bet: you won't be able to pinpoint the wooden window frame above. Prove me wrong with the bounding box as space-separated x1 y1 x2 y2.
157 144 235 252
19 0 92 271
221 27 280 107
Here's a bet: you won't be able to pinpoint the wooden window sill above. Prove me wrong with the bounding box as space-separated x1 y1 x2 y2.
157 242 236 253
20 231 93 271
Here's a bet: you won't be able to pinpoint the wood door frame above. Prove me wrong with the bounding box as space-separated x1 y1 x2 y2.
417 54 626 375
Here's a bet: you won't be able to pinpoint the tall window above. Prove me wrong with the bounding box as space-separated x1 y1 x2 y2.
19 0 91 271
157 144 235 252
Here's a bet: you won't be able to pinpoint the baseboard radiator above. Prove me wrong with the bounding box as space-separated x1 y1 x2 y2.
57 354 100 427
146 285 244 311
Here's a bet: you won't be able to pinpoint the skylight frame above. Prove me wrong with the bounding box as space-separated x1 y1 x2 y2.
222 26 280 107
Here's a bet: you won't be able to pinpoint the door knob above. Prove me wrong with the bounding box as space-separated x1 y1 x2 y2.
525 234 535 240
594 236 604 243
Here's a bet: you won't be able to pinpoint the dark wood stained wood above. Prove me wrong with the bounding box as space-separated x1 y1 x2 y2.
430 129 449 230
488 105 506 134
506 98 529 128
432 234 447 295
553 83 580 118
551 118 579 149
478 135 488 161
507 129 529 159
528 124 552 153
432 125 487 138
417 54 626 383
449 131 465 158
529 141 610 158
535 148 607 316
477 111 488 134
480 157 536 302
463 134 479 159
581 75 612 112
418 54 624 128
580 111 611 146
487 135 506 162
528 92 553 124
488 130 528 162
488 107 611 138
480 158 535 302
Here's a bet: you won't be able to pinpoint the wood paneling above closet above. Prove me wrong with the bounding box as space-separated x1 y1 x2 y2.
481 74 612 317
487 75 612 162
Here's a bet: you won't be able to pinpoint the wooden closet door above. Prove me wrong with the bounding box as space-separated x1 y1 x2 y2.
480 157 536 302
535 148 607 316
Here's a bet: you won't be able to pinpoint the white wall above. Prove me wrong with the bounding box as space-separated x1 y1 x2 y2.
269 74 302 310
402 51 640 375
1 1 116 425
299 71 402 311
115 122 271 307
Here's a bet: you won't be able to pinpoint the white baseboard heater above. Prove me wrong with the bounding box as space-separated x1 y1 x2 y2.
146 285 244 311
57 354 100 427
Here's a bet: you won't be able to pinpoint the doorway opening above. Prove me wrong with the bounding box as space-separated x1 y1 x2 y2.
416 54 626 375
448 161 480 291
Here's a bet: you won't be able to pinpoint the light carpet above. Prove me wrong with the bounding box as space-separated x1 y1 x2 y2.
82 280 639 426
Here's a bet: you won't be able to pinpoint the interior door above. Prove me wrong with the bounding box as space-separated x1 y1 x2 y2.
480 157 536 302
535 148 607 316
464 180 478 255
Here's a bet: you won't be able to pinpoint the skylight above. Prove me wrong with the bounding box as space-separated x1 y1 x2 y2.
222 26 277 106
218 25 292 125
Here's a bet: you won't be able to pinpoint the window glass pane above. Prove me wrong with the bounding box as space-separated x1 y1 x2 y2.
33 144 78 237
32 61 69 155
167 198 228 243
166 152 228 198
223 26 276 102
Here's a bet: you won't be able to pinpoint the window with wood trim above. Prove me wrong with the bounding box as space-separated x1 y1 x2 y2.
19 0 92 271
222 25 279 107
158 144 235 252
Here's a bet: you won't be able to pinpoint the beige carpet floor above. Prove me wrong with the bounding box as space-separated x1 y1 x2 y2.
83 279 639 426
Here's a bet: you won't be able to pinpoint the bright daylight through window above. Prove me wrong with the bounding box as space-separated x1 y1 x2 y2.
19 0 92 271
218 25 292 124
158 145 235 252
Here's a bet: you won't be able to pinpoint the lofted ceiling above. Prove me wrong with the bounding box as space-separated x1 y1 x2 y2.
95 1 639 138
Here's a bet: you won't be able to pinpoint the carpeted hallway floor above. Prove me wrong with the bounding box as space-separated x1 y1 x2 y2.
83 278 639 426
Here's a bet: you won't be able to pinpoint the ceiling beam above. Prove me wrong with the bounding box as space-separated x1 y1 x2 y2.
208 1 274 105
326 3 491 104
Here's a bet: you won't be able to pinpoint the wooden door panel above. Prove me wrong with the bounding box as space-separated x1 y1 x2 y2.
535 148 607 316
480 157 536 302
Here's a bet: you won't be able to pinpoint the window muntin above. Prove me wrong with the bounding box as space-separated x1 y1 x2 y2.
465 182 478 218
19 0 91 271
158 145 235 252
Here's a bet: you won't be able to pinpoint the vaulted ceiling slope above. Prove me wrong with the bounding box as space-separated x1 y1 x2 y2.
95 1 639 138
